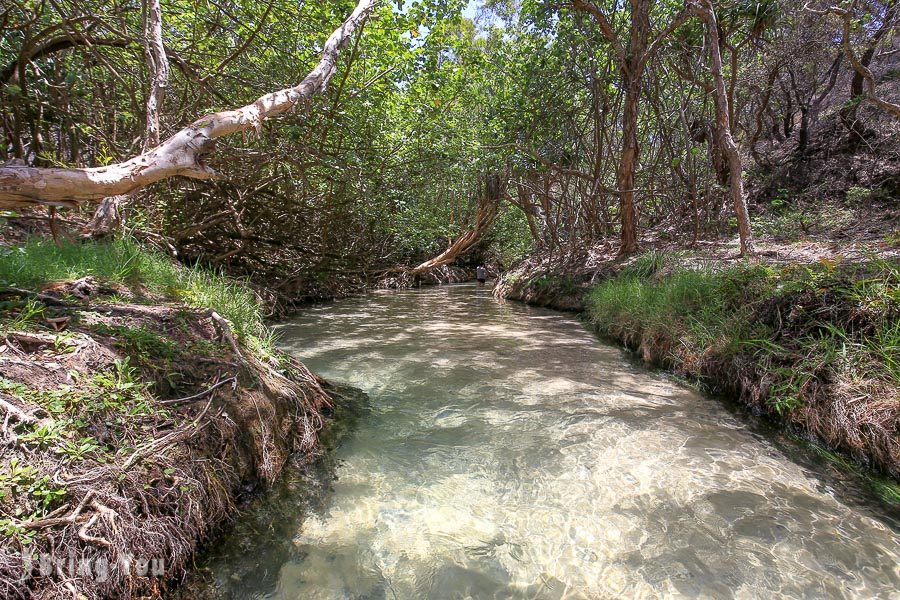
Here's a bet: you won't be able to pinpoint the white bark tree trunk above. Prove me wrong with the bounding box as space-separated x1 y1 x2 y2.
409 201 499 275
88 0 171 236
143 0 170 148
0 0 378 209
410 175 501 275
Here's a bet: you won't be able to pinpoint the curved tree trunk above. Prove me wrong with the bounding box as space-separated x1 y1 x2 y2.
0 0 378 209
409 174 501 275
695 0 754 256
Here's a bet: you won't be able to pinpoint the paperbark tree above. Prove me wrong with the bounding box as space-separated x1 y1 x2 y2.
692 0 754 256
0 0 379 209
571 0 692 255
88 0 171 236
409 174 501 275
143 0 170 148
832 2 899 118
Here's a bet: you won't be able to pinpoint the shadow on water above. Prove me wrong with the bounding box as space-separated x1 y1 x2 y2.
624 356 900 524
189 284 899 599
584 309 900 524
181 384 372 599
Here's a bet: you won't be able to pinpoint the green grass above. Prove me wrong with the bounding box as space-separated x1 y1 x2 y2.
533 274 578 295
584 252 900 481
585 255 899 414
586 264 758 354
790 433 900 505
0 237 271 351
90 323 180 358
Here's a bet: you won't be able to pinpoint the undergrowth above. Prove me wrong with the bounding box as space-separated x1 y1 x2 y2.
585 252 899 476
0 237 272 352
0 358 164 541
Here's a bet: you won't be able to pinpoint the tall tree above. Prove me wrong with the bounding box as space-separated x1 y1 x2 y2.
89 0 172 236
692 0 754 255
143 0 169 149
570 0 692 254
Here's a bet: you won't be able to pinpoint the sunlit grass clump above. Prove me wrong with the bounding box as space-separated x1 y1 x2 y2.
0 237 271 350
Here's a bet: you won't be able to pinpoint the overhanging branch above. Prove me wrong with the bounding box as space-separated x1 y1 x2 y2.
0 0 379 208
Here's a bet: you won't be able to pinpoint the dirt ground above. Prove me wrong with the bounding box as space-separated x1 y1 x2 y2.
0 278 333 599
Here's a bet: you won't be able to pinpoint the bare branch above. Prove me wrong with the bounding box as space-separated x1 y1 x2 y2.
569 0 626 64
0 0 380 208
806 1 900 118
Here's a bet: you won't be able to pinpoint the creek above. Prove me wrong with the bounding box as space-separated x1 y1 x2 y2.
197 284 899 599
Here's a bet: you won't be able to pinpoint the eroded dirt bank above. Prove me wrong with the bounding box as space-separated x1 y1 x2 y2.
0 279 334 599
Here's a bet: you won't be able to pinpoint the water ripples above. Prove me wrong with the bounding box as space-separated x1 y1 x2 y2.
198 285 899 599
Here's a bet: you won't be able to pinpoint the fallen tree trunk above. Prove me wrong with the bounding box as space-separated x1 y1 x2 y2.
409 174 501 275
0 0 378 209
408 207 497 275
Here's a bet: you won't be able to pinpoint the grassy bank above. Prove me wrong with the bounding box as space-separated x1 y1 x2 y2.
584 252 899 479
0 237 272 352
0 237 331 598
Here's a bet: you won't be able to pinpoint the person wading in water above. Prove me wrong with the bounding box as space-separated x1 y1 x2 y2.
476 265 487 286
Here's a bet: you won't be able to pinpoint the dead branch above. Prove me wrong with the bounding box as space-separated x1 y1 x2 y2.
121 396 215 471
158 375 237 406
0 287 73 307
0 393 53 428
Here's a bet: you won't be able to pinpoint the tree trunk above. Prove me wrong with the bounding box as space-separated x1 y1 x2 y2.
0 0 377 208
798 106 810 153
571 0 691 255
616 0 651 256
89 0 172 237
697 0 754 256
618 77 641 255
409 175 500 275
86 195 125 237
143 0 170 148
833 3 900 138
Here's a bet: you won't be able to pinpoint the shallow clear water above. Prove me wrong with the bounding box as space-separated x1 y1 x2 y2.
198 284 899 599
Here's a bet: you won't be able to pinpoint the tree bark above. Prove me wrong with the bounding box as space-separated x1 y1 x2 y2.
0 0 378 209
143 0 169 148
618 77 641 255
409 176 500 275
86 194 125 236
89 0 171 237
808 2 900 137
1 35 130 85
838 3 900 119
695 0 754 256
